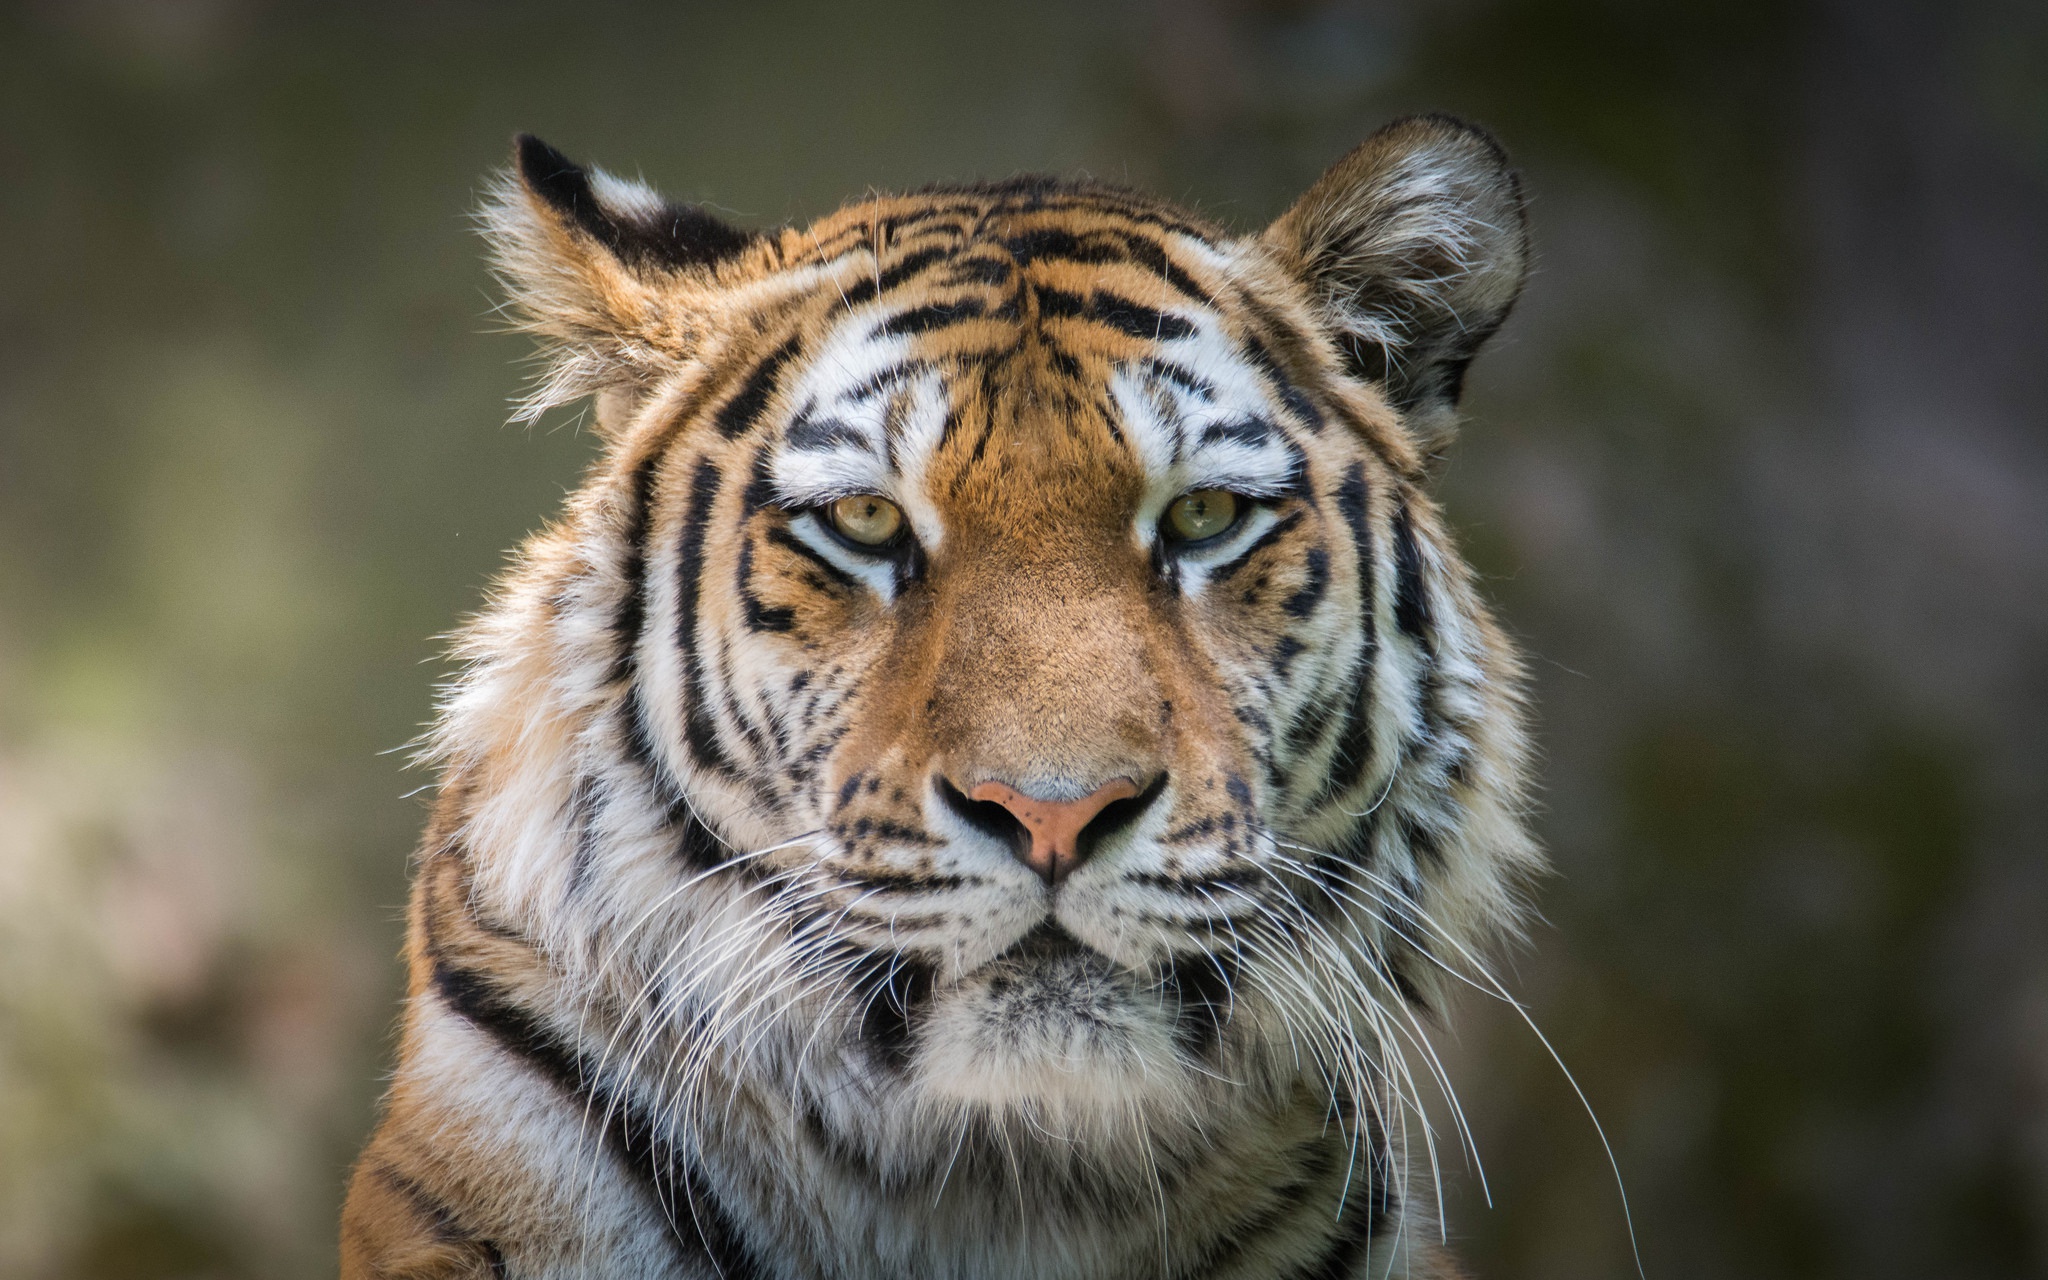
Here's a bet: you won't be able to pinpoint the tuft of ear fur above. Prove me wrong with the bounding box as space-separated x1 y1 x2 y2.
480 135 760 426
1266 114 1529 456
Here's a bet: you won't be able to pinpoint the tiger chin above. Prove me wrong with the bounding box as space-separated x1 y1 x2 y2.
342 115 1540 1280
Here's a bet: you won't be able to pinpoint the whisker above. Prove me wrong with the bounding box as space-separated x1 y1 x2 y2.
1262 828 1645 1277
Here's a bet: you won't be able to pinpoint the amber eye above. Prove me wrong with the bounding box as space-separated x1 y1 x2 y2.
826 494 905 547
1163 489 1240 543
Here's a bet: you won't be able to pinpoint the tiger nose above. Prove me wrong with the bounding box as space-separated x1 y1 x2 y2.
969 777 1147 886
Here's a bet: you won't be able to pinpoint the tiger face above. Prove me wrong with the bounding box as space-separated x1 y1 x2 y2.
344 117 1537 1279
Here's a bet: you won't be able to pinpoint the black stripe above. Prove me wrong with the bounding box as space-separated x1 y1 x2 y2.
1164 951 1237 1059
784 411 872 453
844 359 931 402
1097 288 1196 339
999 226 1213 307
1033 287 1084 319
428 957 763 1278
619 684 682 816
1146 358 1215 400
877 297 985 337
711 635 777 768
945 254 1013 286
735 539 796 633
890 539 927 594
1283 682 1341 758
1402 816 1444 869
1241 328 1325 433
429 959 580 1096
1391 502 1430 641
675 799 733 872
1042 341 1085 381
1002 226 1108 265
1272 634 1307 680
1002 229 1204 292
1209 510 1305 584
1277 437 1313 502
1199 415 1274 448
674 459 738 776
609 453 661 686
714 338 800 439
1318 466 1379 798
738 446 776 518
848 950 936 1071
961 399 999 481
598 688 745 876
974 188 1217 241
1385 942 1430 1013
1115 230 1214 307
1360 860 1434 1013
1282 1143 1390 1279
605 686 743 872
876 244 952 292
565 773 602 895
836 245 953 310
370 1164 509 1276
1037 287 1194 341
371 1162 468 1248
1282 546 1330 619
1184 1152 1336 1279
831 866 963 893
882 384 921 471
763 525 859 592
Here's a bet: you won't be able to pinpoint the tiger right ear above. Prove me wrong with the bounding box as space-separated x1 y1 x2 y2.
1265 115 1529 457
481 135 762 425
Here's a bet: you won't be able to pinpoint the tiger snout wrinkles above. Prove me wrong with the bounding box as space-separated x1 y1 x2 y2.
345 118 1541 1280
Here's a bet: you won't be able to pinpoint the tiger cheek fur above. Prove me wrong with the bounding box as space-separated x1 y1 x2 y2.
343 118 1538 1280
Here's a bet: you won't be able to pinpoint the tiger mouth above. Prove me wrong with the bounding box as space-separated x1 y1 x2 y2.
851 919 1238 1077
996 919 1098 966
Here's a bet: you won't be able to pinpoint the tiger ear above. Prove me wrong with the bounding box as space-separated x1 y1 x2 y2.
481 134 761 426
1265 114 1529 456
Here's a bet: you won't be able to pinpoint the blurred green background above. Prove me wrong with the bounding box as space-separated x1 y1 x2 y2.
2 1 2044 1276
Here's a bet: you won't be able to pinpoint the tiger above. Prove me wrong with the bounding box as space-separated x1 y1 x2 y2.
340 113 1538 1280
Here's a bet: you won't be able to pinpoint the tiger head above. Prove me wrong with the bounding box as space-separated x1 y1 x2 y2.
456 117 1537 1164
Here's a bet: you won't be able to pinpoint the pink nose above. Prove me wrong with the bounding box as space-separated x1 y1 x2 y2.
970 778 1141 885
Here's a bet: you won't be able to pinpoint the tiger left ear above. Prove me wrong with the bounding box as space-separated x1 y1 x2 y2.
1265 114 1529 455
481 135 762 427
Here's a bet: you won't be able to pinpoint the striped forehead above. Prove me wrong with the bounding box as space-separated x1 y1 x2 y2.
766 225 1308 528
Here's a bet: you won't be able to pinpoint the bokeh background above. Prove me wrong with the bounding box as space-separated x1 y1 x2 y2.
2 1 2044 1276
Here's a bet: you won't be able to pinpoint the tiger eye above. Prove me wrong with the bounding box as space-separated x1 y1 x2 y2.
1164 489 1239 542
827 494 905 547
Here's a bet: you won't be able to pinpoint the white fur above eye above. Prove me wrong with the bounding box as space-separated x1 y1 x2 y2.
770 312 952 550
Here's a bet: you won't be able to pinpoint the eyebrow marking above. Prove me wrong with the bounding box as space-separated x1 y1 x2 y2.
844 360 931 402
1199 416 1274 448
1037 287 1197 342
784 410 874 453
875 297 986 337
1238 325 1324 433
714 336 802 439
1146 358 1215 400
